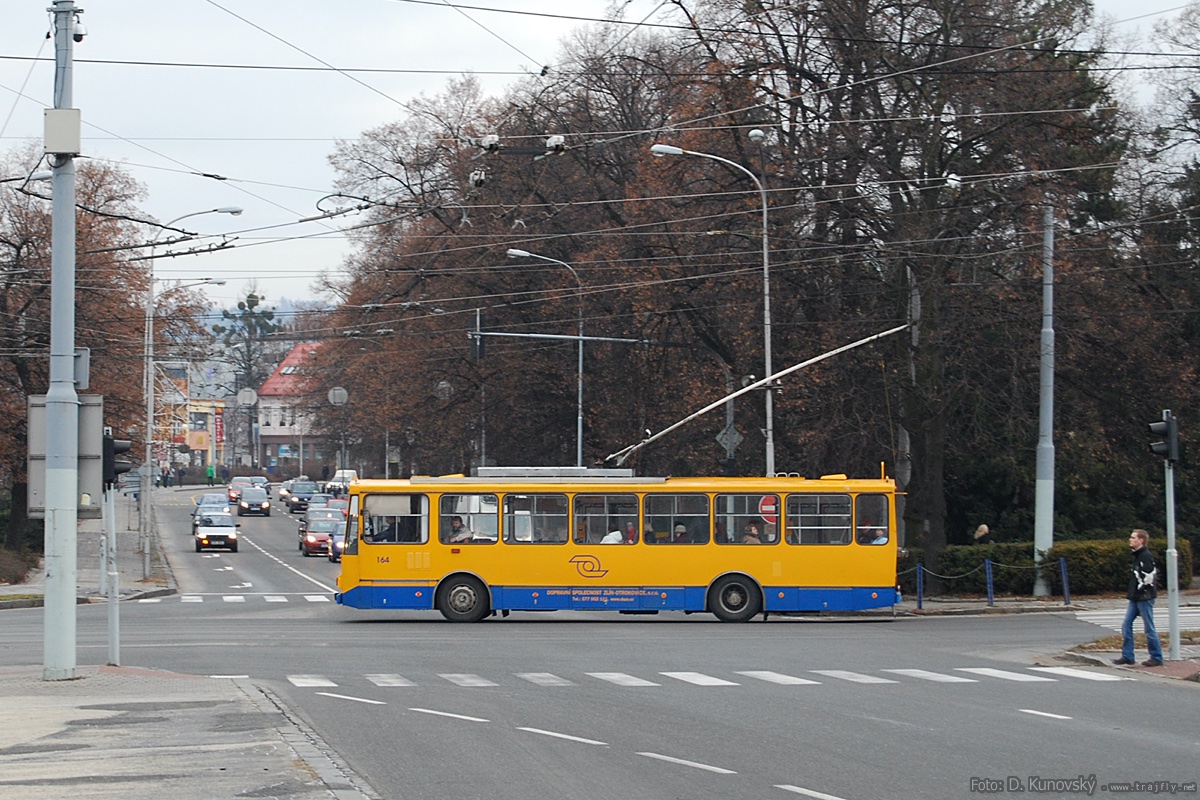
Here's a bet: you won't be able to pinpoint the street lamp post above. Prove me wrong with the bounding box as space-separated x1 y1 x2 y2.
141 208 239 577
650 139 775 477
506 249 584 468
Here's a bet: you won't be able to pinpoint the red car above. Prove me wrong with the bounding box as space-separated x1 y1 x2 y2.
227 476 254 503
300 519 341 557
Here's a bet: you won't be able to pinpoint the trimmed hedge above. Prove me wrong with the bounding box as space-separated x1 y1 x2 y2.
898 539 1192 597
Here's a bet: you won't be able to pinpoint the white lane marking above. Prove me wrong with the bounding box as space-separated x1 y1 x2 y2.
410 707 490 723
516 672 575 686
883 669 977 683
215 566 234 572
660 672 739 686
240 535 338 593
736 671 821 685
366 674 416 687
316 692 386 705
517 727 607 746
288 674 337 687
957 668 1056 682
810 670 898 684
1029 667 1131 681
637 752 736 775
208 674 249 679
180 595 203 603
305 595 331 602
776 785 851 800
587 672 660 687
223 595 246 603
137 598 162 603
264 595 288 602
439 673 498 687
1020 709 1072 720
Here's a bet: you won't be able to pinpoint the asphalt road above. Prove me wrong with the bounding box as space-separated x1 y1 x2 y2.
2 491 1196 800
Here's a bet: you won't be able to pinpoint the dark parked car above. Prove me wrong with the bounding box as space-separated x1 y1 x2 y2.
284 480 320 513
236 487 271 516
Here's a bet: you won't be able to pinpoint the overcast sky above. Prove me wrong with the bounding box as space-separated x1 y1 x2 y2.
0 1 1189 311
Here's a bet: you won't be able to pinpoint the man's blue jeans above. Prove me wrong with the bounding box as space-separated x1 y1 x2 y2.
1121 599 1163 662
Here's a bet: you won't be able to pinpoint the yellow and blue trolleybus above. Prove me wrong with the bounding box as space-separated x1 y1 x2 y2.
334 467 899 622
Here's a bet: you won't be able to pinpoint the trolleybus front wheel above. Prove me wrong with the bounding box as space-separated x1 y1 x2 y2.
437 575 490 623
709 575 761 623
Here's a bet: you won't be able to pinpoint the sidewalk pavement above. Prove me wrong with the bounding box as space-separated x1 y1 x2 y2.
0 485 380 800
0 491 1196 797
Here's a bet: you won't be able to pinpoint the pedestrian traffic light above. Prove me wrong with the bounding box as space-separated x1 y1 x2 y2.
1148 411 1179 463
102 433 133 489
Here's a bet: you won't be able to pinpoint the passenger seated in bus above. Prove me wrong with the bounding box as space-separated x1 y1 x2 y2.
624 521 638 544
741 523 762 544
857 524 887 545
870 528 888 544
671 524 690 543
446 515 473 543
600 529 624 544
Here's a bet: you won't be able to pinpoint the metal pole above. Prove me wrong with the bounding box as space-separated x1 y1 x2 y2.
1033 204 1055 596
649 144 773 475
505 250 584 467
1165 447 1180 661
43 0 81 681
105 484 119 665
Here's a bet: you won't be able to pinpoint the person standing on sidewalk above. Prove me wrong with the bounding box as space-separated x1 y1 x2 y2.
1114 529 1164 667
206 463 216 487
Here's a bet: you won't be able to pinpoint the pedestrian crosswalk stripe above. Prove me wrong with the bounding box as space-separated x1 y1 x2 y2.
516 672 575 686
956 668 1056 682
882 669 977 683
661 672 739 686
265 596 287 602
735 670 821 685
223 596 245 603
181 596 202 603
440 673 498 687
587 672 660 687
305 595 330 602
810 670 899 684
288 675 338 687
366 674 416 687
1076 607 1200 633
1029 666 1130 681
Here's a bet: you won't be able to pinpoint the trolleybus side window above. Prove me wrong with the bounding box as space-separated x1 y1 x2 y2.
362 494 429 544
855 494 890 545
439 494 499 544
503 493 569 543
715 494 780 544
574 494 638 544
644 494 710 544
785 494 851 545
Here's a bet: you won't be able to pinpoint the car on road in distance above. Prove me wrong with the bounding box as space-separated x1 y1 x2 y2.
298 507 343 537
237 487 271 516
195 492 228 507
300 518 341 556
307 493 333 511
192 503 228 531
194 512 239 552
277 479 294 502
328 529 346 562
227 476 254 503
323 469 357 496
284 480 320 513
249 476 269 491
326 498 349 517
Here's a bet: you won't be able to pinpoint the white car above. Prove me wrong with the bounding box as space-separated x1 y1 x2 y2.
194 513 239 553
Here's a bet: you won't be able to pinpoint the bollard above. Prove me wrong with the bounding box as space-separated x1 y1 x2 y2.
985 559 994 607
1059 557 1071 606
916 563 924 610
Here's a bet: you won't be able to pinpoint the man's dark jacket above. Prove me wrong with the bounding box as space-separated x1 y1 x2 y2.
1127 545 1158 601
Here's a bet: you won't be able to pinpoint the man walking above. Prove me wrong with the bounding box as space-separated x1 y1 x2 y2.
1114 529 1164 667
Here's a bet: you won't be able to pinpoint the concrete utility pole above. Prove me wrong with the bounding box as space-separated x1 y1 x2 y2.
1033 205 1055 596
43 0 84 681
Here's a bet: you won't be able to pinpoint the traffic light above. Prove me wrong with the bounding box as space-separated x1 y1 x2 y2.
102 434 133 489
1148 411 1179 463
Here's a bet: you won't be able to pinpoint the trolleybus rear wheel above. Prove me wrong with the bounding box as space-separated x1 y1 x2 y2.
437 575 490 623
709 575 761 622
